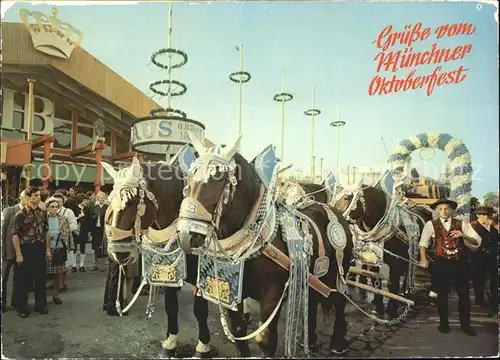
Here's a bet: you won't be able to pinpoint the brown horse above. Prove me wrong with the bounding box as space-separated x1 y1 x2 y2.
333 184 432 318
177 136 354 357
101 157 214 358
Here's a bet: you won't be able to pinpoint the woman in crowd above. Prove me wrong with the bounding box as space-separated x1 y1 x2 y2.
45 197 70 305
68 194 92 272
91 191 108 271
53 192 79 292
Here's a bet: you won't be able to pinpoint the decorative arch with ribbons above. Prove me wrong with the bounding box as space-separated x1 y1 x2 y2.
388 132 473 219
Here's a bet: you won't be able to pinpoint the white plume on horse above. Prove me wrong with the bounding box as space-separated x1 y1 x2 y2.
101 157 144 212
101 156 142 186
187 131 241 164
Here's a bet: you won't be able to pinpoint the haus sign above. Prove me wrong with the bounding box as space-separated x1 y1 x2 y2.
131 117 205 154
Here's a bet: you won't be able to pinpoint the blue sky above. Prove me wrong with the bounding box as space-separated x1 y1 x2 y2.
3 1 498 197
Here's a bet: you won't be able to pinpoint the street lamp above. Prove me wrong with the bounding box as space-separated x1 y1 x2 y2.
330 104 346 178
304 87 321 179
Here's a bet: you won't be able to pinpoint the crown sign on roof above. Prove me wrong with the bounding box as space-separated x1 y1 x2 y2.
19 6 84 59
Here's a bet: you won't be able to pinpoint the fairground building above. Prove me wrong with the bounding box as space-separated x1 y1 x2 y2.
1 6 211 206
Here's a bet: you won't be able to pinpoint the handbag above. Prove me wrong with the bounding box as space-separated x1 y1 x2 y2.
51 234 68 264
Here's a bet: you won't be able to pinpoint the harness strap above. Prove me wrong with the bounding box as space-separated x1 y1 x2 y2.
262 244 335 298
296 207 325 257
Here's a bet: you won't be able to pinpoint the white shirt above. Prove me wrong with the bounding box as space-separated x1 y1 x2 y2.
478 222 491 232
95 202 105 228
418 217 482 248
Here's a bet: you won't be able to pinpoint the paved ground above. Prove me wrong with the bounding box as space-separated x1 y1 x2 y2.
2 255 498 359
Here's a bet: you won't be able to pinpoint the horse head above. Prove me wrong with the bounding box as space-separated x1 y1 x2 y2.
331 179 388 229
331 178 366 223
101 157 160 264
177 133 261 254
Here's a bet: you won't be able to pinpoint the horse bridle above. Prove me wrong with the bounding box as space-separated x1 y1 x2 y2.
105 177 159 243
334 187 366 225
178 158 238 242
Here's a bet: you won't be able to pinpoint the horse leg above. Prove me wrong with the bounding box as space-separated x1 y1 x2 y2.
369 266 384 314
330 292 348 354
256 292 283 358
243 298 252 324
308 292 319 352
227 302 251 357
387 265 402 320
161 287 180 357
192 295 212 358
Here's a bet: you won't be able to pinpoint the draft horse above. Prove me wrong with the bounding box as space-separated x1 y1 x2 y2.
101 156 214 358
333 183 432 318
177 134 354 357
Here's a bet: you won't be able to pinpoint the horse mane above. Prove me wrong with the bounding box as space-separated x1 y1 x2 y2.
299 183 324 193
141 162 185 229
218 152 261 238
361 186 388 228
299 183 328 203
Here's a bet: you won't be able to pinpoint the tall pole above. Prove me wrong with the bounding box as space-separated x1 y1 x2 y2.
280 70 286 163
313 155 316 182
238 44 243 137
25 78 35 189
335 104 341 176
320 157 324 181
167 2 173 109
274 70 293 169
330 103 346 180
310 87 316 178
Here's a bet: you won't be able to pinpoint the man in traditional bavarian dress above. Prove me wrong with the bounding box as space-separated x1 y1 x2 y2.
419 198 481 336
470 206 498 317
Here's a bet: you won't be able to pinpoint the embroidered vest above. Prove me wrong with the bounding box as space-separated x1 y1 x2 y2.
432 218 466 260
471 221 498 256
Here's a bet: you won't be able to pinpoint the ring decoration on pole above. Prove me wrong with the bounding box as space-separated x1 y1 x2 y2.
149 79 187 97
150 107 187 119
388 132 473 219
229 71 251 83
273 92 293 102
304 109 321 116
130 3 205 157
150 48 188 69
331 120 346 127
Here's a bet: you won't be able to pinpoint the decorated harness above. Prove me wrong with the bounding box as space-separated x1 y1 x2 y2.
178 141 351 357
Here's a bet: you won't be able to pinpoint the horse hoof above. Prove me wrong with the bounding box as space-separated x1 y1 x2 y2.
158 347 177 359
331 346 348 355
192 351 211 359
330 339 348 355
371 308 385 315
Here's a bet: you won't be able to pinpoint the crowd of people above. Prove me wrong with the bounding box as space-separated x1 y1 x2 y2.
1 186 139 317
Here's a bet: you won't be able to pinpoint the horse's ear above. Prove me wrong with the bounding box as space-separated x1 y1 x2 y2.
188 132 206 156
130 156 143 178
355 177 364 190
223 134 242 159
101 161 117 181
